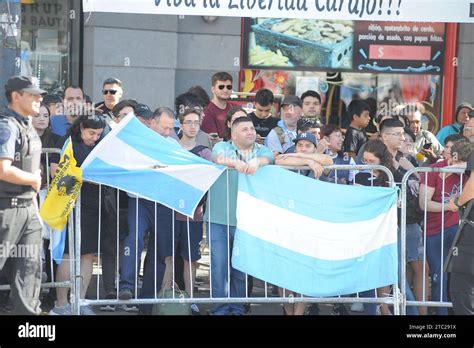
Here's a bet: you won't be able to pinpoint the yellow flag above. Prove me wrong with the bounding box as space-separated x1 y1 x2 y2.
40 138 82 230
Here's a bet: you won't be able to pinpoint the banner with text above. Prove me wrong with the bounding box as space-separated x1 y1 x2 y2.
83 0 474 23
243 18 445 74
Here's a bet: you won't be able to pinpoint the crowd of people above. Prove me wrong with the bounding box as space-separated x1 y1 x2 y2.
1 71 473 316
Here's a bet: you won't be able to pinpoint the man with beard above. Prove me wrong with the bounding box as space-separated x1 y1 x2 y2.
201 72 235 142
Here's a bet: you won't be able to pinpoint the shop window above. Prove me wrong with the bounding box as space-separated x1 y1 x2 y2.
21 0 80 95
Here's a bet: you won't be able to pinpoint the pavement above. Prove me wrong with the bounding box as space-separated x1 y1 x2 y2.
0 246 365 316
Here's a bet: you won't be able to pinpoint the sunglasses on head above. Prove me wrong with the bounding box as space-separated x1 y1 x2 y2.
102 89 118 95
299 119 321 129
217 85 232 91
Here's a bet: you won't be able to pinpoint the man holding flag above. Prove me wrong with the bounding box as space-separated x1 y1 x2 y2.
0 76 45 314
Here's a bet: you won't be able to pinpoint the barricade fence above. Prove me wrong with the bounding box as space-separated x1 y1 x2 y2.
9 161 463 316
0 149 74 298
63 164 402 316
400 166 465 315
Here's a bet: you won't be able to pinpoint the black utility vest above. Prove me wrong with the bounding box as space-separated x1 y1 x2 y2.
0 109 42 199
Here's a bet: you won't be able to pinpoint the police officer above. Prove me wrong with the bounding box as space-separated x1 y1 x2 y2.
0 75 45 314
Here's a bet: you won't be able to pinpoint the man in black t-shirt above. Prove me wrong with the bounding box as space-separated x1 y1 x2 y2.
248 89 278 144
447 148 474 314
343 100 370 160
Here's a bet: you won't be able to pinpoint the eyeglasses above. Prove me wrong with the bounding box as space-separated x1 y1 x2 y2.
102 89 118 95
182 120 200 127
217 85 232 91
385 132 405 138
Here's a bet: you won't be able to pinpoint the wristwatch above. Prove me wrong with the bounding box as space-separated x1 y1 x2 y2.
453 196 463 208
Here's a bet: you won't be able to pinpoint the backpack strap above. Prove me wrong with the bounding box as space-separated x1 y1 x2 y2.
190 145 209 156
273 126 286 146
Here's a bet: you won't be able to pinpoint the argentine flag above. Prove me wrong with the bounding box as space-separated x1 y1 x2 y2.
232 166 398 297
81 114 225 217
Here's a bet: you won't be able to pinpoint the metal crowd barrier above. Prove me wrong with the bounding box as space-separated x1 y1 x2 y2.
67 164 402 316
400 166 465 315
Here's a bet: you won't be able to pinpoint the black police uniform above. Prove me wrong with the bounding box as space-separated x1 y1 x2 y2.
447 151 474 315
0 106 43 314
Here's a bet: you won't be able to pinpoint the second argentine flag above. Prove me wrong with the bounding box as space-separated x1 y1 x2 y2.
232 165 399 297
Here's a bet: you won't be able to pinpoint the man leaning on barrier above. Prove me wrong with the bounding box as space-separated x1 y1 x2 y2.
0 75 45 314
205 116 274 315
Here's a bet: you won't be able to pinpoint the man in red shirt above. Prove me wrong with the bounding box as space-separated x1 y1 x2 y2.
201 72 234 141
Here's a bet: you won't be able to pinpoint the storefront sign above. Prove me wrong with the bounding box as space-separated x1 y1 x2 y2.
354 21 445 74
22 2 67 30
83 0 474 23
242 18 445 74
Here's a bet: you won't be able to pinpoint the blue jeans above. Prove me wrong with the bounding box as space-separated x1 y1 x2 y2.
426 224 458 315
120 198 171 303
207 223 246 315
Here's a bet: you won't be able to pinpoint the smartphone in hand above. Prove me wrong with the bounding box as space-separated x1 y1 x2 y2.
423 143 432 150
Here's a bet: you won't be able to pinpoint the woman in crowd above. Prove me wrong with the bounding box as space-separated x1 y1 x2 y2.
223 107 248 141
356 139 404 315
49 114 109 315
436 103 472 146
32 102 60 307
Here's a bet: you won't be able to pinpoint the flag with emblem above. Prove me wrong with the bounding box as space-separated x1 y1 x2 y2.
40 137 82 262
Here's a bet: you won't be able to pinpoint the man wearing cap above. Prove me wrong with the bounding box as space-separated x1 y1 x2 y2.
265 95 302 156
0 75 45 314
436 103 472 146
275 132 331 316
275 132 332 179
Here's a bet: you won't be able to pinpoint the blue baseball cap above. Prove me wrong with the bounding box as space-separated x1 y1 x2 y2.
293 132 317 146
134 103 153 120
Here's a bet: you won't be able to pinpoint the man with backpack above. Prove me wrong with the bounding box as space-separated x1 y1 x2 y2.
265 96 302 156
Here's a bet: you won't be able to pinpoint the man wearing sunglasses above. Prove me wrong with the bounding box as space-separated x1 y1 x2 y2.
95 78 124 122
201 72 235 141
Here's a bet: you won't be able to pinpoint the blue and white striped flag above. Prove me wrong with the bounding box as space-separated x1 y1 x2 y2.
232 166 398 297
50 226 67 264
81 114 225 217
